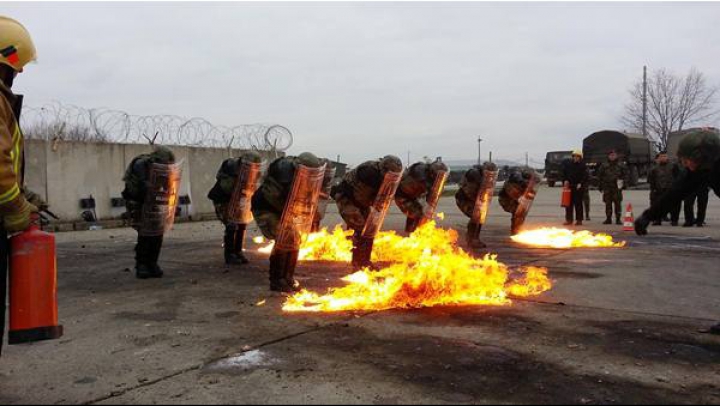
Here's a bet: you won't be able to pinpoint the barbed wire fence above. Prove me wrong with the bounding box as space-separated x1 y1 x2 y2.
20 102 294 155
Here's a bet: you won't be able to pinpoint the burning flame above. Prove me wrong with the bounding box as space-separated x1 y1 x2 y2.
511 227 626 249
281 221 553 312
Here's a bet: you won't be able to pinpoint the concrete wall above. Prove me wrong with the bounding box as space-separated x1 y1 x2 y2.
24 139 278 222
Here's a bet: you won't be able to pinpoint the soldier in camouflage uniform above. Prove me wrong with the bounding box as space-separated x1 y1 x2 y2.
122 146 176 279
207 151 263 265
635 129 720 335
596 150 628 225
333 155 403 269
251 152 322 292
395 159 449 233
455 162 498 249
499 167 540 234
647 151 681 226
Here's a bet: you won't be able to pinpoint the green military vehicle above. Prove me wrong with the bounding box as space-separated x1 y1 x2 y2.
545 151 573 187
583 130 655 186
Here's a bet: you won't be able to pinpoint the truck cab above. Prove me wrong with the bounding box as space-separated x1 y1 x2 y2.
544 151 572 187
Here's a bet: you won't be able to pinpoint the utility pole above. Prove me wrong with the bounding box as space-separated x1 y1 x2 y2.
525 152 529 168
642 65 648 139
477 137 483 165
407 150 411 168
489 151 493 163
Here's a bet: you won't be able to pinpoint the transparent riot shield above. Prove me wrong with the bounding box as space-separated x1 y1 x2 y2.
421 170 449 223
471 170 499 226
315 165 337 223
361 170 402 239
226 161 263 225
512 173 540 234
139 162 182 236
273 164 327 251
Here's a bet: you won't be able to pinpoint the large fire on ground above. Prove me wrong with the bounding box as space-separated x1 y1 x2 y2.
255 221 553 312
511 227 626 249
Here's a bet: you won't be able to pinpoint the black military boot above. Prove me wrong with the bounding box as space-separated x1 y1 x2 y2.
136 235 164 279
466 222 487 249
710 323 720 335
615 215 622 226
268 252 291 292
284 250 301 292
603 217 612 225
225 224 249 265
351 235 377 270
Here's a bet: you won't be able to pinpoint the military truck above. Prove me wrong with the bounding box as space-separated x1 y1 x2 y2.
544 151 573 187
582 130 654 186
667 127 720 160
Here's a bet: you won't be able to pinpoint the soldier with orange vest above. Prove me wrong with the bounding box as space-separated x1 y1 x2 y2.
0 16 40 357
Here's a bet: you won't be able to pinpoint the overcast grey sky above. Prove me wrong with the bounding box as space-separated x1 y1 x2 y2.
4 2 720 165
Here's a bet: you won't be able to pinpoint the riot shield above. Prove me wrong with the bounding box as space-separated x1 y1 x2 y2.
139 162 182 236
361 170 402 239
273 163 327 251
471 170 499 226
421 170 449 224
512 173 540 235
226 161 263 225
315 165 337 223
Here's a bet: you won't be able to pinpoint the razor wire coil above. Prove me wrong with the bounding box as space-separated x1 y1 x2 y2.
20 102 293 152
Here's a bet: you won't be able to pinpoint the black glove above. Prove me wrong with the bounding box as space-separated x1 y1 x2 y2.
634 213 651 236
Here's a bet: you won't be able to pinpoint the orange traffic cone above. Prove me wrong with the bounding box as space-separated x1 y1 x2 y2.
623 204 635 232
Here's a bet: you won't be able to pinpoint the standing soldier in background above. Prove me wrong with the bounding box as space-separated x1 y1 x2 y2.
648 151 680 226
207 151 263 265
455 162 498 248
562 151 589 226
635 129 720 335
333 156 403 269
597 150 627 225
252 153 324 292
499 167 540 235
395 159 449 233
311 159 336 233
122 146 180 279
0 16 40 357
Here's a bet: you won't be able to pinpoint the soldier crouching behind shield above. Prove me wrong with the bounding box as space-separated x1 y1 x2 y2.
207 151 263 265
499 167 540 235
332 155 403 270
395 159 449 234
122 146 181 279
251 152 325 293
455 162 498 249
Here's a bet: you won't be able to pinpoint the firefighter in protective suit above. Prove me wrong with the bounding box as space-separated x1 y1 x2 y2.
499 167 540 235
122 146 178 279
395 159 449 233
252 152 324 292
332 155 403 269
455 162 498 249
635 128 720 335
207 151 263 265
0 16 41 357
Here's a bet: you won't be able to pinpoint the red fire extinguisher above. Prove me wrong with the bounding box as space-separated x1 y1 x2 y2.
561 185 572 208
8 222 63 345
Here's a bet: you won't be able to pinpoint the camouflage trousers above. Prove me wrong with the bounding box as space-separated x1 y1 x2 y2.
253 208 281 240
498 193 519 215
395 196 424 220
602 189 623 219
214 203 229 224
455 191 475 219
335 194 369 233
